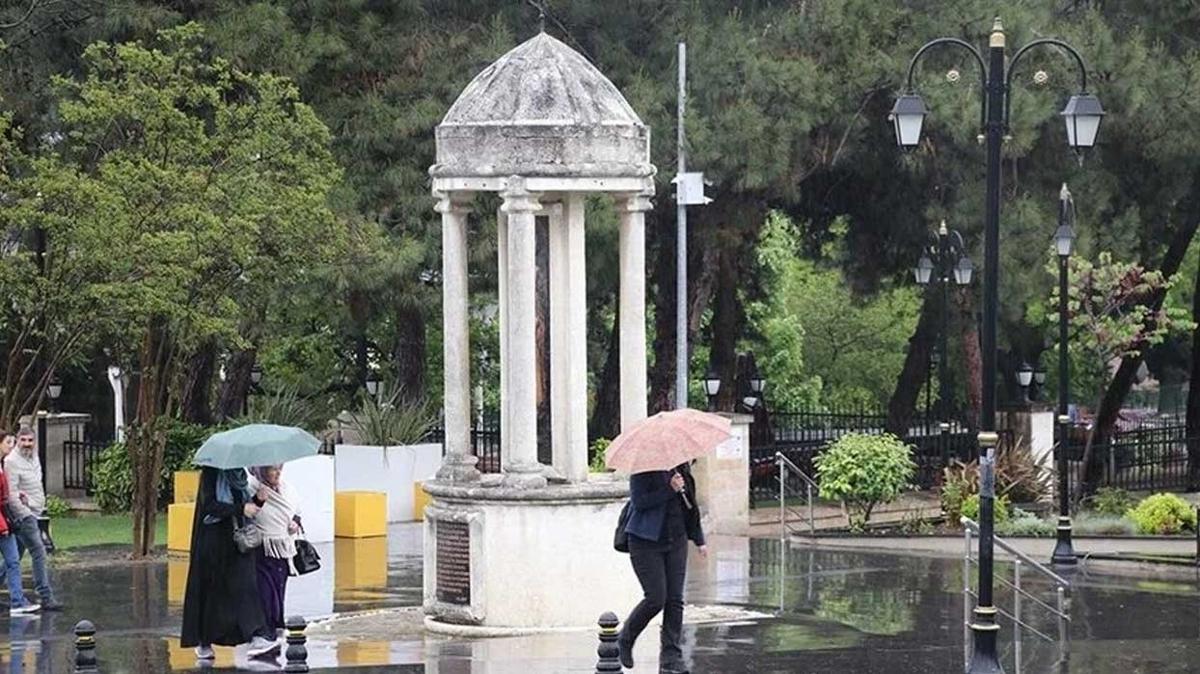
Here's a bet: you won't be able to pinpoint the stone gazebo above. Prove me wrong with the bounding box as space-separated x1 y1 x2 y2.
422 32 651 631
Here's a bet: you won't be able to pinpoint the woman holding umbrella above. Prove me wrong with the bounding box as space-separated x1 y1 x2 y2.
181 424 321 662
606 409 729 674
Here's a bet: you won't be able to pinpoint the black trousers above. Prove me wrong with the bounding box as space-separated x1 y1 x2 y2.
621 535 688 670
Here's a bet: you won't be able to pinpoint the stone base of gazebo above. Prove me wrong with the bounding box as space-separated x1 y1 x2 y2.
422 476 639 632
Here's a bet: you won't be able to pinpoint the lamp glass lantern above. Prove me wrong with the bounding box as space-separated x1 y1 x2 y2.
1061 94 1105 151
365 371 382 398
1017 363 1034 388
1034 367 1048 386
890 94 928 149
702 368 722 398
953 256 974 286
1055 224 1076 257
249 364 264 385
913 254 934 286
749 368 766 396
47 377 63 401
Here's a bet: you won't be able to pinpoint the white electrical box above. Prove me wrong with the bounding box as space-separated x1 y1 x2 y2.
673 172 713 206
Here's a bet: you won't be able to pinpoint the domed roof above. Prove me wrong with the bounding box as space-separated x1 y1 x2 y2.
433 32 652 180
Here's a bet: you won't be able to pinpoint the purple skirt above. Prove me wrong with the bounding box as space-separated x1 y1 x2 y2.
255 549 290 631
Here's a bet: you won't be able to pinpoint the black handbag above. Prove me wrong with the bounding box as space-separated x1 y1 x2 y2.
613 501 631 553
293 537 321 575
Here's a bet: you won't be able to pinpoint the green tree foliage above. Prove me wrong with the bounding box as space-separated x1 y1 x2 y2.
37 24 340 554
749 212 919 408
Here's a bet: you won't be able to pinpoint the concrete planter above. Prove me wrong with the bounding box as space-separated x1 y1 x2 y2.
335 444 442 523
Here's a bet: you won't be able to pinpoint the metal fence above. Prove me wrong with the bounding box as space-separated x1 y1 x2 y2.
426 415 502 474
1064 424 1195 493
62 438 108 494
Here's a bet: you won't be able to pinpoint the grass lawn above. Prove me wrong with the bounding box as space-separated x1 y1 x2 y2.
49 514 168 551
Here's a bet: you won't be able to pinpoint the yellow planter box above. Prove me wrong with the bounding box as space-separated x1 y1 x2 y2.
335 491 387 538
174 470 200 504
413 483 432 522
334 537 388 591
167 502 195 552
167 556 189 604
337 641 391 666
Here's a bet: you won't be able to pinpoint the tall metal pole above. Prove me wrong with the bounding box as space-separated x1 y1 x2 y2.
970 17 1006 674
674 42 689 410
1052 185 1077 566
939 228 951 423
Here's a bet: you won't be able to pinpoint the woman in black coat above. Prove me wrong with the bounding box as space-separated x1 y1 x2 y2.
618 462 706 674
180 467 279 661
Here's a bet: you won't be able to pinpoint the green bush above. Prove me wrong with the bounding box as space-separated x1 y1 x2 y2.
1087 487 1136 517
589 438 612 473
996 514 1054 537
1126 493 1198 535
91 419 213 514
960 494 1011 526
940 473 972 523
44 495 72 518
349 392 436 446
814 433 915 530
1073 513 1137 536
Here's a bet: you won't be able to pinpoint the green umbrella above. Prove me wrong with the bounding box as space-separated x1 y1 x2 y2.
193 424 321 469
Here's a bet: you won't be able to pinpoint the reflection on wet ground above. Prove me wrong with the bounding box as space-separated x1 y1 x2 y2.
1 526 1198 672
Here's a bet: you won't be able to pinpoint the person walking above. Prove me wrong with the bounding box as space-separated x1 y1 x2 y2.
0 430 38 615
4 428 62 611
181 466 279 661
247 465 301 635
618 462 706 674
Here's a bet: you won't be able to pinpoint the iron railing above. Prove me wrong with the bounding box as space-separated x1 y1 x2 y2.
961 517 1071 672
1061 424 1196 494
62 439 107 494
426 416 502 474
775 452 818 537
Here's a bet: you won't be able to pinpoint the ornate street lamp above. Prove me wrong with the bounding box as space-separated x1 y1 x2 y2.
893 19 1101 672
1052 184 1078 567
915 221 973 423
250 364 264 386
47 376 63 414
365 370 383 398
702 365 722 412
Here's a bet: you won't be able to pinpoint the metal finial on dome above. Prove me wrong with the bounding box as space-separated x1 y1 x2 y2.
538 4 546 33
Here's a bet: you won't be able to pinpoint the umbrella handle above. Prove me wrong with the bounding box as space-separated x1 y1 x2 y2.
679 488 693 510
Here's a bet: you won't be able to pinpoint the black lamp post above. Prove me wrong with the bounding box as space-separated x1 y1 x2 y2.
1032 364 1047 402
702 366 722 412
914 221 973 422
741 356 763 412
892 19 1102 673
1017 362 1034 404
1052 184 1078 566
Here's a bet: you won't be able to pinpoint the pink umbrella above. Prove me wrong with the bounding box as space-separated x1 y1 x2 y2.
604 409 733 474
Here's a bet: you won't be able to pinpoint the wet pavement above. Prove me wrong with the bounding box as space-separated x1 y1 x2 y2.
1 526 1198 673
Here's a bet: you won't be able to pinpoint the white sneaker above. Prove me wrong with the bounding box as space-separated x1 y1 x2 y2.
10 603 40 616
246 636 280 658
195 645 216 660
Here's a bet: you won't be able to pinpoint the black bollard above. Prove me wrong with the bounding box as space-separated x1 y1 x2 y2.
283 615 309 673
73 620 98 673
595 611 622 673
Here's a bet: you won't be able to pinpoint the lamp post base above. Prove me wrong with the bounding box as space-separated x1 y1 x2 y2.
1051 517 1077 566
968 608 1005 674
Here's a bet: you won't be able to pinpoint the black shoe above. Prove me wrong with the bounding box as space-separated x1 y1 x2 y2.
617 634 634 669
39 601 64 612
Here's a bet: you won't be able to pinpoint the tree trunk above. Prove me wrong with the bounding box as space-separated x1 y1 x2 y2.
392 303 426 402
130 318 174 558
647 207 678 414
1094 194 1200 443
1187 251 1200 490
535 215 551 464
958 291 982 434
179 338 217 425
589 305 621 443
709 245 747 411
216 349 255 421
886 294 938 436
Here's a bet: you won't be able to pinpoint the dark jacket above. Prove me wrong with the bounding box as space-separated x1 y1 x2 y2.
624 468 705 546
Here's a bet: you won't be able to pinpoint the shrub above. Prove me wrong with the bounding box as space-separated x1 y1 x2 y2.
589 438 612 473
997 514 1054 537
92 419 212 514
1126 493 1198 535
349 391 436 446
1073 513 1137 536
236 384 330 432
1086 487 1136 517
994 439 1053 504
960 493 1011 526
940 468 974 522
44 495 72 518
814 433 915 530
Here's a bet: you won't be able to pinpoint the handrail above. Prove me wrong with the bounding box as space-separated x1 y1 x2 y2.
961 517 1071 589
775 452 820 490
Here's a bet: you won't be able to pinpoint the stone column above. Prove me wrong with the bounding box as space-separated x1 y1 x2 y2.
435 191 479 482
550 195 589 481
619 193 652 432
497 207 509 468
500 177 547 488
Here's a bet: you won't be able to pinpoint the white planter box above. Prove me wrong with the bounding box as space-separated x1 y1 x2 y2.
282 454 336 543
335 444 443 522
